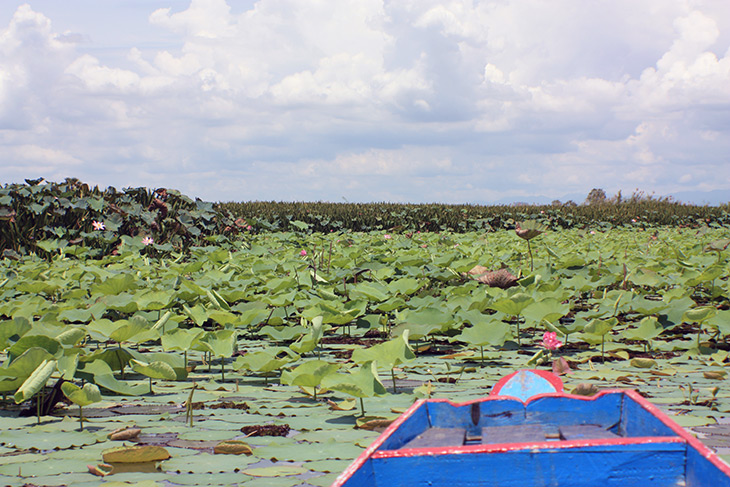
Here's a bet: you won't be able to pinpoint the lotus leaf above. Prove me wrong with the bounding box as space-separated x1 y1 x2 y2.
0 347 54 392
55 327 87 346
625 316 664 343
351 331 415 371
0 317 32 350
61 382 102 408
131 359 177 380
243 464 308 477
280 360 339 399
322 361 387 400
457 320 511 349
233 348 298 375
7 335 62 361
290 316 324 354
110 316 150 344
13 359 57 404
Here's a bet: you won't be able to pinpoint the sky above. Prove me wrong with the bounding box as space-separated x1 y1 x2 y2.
1 1 729 204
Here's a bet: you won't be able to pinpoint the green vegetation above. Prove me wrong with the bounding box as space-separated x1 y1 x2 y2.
1 178 729 484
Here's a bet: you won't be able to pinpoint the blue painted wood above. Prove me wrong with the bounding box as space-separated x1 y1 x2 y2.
337 458 375 487
427 399 525 436
559 424 618 440
371 442 686 487
686 445 730 487
332 373 730 487
619 393 676 437
524 394 621 430
378 400 431 451
495 369 559 401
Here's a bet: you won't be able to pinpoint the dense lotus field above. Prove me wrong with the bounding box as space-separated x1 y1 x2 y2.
1 225 730 486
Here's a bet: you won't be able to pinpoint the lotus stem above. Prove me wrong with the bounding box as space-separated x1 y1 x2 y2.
391 369 397 393
79 405 84 431
37 390 42 425
527 240 534 271
360 398 365 417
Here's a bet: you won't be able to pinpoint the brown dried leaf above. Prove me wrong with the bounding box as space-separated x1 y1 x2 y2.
102 445 171 464
109 428 141 441
214 440 253 455
328 398 357 411
475 268 518 289
552 357 572 376
357 419 393 431
704 371 727 380
570 383 599 396
467 265 488 276
87 463 114 477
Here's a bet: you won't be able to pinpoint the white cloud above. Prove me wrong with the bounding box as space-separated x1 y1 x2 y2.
1 1 729 204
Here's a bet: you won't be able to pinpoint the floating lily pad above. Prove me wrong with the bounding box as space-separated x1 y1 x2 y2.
671 414 717 428
161 452 259 473
1 428 101 450
242 464 308 477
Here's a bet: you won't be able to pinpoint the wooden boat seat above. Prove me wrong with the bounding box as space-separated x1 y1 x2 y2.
481 424 619 444
558 424 619 440
482 424 552 443
399 424 619 450
401 428 467 449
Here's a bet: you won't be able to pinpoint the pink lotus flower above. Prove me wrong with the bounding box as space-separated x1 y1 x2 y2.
384 234 392 239
142 236 154 246
92 221 105 231
541 332 563 351
300 250 307 256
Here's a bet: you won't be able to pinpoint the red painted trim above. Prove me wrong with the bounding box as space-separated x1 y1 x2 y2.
372 435 686 459
490 369 564 400
330 398 426 487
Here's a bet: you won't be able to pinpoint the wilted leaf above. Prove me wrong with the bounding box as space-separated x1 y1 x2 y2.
108 427 141 441
704 371 727 380
214 440 253 455
102 445 171 463
552 357 572 376
328 398 357 411
87 463 114 477
570 383 599 396
630 358 657 369
356 417 393 431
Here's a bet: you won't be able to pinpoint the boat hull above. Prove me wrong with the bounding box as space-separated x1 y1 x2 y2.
332 371 730 487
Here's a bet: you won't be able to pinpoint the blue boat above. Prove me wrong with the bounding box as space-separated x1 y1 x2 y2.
332 369 730 487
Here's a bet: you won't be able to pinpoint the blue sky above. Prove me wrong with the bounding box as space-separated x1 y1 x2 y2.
1 1 729 204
